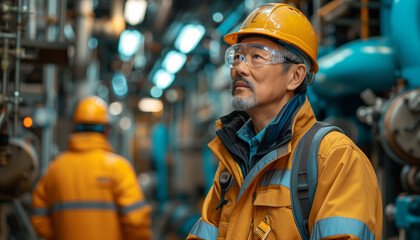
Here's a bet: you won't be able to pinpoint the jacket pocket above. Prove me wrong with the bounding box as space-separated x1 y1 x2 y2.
252 185 297 240
253 186 291 207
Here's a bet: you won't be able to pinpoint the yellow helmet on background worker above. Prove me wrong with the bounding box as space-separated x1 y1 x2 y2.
224 3 319 73
73 96 109 125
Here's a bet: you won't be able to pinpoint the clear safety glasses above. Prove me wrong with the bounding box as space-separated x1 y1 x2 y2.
225 43 297 68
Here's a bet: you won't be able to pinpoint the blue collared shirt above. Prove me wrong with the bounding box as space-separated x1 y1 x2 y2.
236 118 268 164
236 93 305 165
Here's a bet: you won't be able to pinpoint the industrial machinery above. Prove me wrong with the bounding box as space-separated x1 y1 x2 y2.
358 86 420 240
0 0 40 239
310 0 420 239
0 0 418 239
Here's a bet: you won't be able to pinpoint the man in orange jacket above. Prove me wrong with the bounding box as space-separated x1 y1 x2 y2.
187 3 382 240
31 96 152 240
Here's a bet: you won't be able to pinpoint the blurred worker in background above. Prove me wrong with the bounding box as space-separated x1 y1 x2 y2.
188 3 382 240
31 96 152 240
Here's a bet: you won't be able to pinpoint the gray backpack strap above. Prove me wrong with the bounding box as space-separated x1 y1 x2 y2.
291 121 343 240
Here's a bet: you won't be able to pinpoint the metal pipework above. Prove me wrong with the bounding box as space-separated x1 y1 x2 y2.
0 0 13 131
2 34 9 104
40 0 59 174
0 137 39 200
74 0 94 81
25 0 36 40
390 0 420 70
0 0 27 136
0 51 7 128
311 37 397 99
379 88 420 166
0 32 16 39
74 0 125 81
401 165 420 194
390 0 420 87
58 0 67 42
92 0 126 37
12 0 23 137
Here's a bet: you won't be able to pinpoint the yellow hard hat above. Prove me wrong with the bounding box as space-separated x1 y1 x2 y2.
224 3 319 73
73 96 109 124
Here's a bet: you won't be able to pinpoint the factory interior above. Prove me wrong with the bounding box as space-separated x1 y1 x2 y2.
0 0 419 239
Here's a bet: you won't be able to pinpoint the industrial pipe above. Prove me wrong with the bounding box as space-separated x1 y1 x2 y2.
390 0 420 87
73 0 94 81
0 1 13 131
92 0 126 37
12 0 23 137
58 0 67 42
0 32 16 39
311 37 397 98
1 29 10 130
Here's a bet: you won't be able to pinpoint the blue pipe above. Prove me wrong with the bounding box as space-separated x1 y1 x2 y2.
311 37 397 99
380 0 393 37
151 123 169 205
311 0 420 98
390 0 420 88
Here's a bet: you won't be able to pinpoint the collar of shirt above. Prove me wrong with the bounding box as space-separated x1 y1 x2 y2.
236 118 267 164
236 93 305 164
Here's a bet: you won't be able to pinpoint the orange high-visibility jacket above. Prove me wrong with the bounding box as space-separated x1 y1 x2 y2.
31 132 152 240
187 98 382 240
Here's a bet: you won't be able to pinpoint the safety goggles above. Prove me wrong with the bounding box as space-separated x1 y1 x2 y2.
225 43 297 68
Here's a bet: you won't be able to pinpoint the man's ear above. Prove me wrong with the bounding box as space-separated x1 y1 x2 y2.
287 64 306 91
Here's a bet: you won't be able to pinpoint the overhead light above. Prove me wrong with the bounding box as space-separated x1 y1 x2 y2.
112 72 128 98
165 88 184 103
118 29 143 61
97 84 109 100
34 107 53 127
217 4 246 35
174 24 206 54
119 117 132 130
23 117 33 128
138 98 163 112
152 69 174 89
134 54 147 69
162 50 187 74
124 0 147 25
212 12 224 23
88 37 98 49
109 102 123 115
150 86 163 98
64 23 75 41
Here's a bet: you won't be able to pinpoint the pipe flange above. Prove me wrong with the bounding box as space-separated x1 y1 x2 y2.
401 165 420 194
381 89 420 165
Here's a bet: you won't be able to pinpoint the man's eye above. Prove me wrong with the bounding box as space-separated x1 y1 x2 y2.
252 54 264 59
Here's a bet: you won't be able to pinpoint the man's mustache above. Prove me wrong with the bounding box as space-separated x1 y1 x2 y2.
230 76 255 94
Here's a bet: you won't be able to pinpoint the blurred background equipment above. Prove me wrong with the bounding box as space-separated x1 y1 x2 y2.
0 0 419 239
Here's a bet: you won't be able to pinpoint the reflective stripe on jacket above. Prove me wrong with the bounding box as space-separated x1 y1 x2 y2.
187 98 382 240
31 132 152 240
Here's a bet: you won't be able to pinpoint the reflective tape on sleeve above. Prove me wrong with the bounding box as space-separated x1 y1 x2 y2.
189 219 218 240
119 200 148 214
310 216 375 240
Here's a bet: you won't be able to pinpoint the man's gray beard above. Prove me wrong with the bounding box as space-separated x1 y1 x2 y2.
230 76 258 111
231 95 258 111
